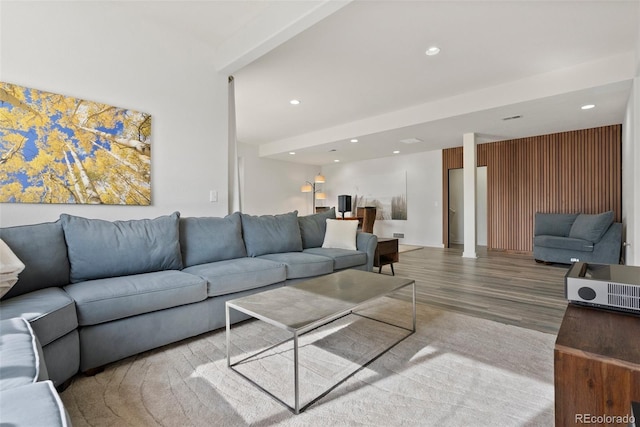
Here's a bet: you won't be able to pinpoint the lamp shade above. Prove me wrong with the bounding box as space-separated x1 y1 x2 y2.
338 195 352 213
315 192 326 200
314 174 325 183
300 183 313 193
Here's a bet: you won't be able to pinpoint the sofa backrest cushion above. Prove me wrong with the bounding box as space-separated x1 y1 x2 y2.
534 212 579 237
0 221 70 299
60 212 183 283
569 211 614 243
240 211 303 257
179 212 247 267
298 208 336 249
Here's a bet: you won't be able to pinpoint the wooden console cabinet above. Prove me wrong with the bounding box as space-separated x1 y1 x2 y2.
554 304 640 426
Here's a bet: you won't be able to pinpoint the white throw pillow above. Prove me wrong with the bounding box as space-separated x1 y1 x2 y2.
322 219 358 250
0 238 25 298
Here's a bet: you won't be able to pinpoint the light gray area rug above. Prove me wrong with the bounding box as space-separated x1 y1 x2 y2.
61 298 555 426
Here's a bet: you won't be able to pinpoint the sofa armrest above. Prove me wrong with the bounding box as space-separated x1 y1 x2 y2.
592 222 623 264
356 232 378 272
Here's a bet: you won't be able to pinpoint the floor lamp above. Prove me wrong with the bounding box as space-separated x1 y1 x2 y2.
301 173 326 212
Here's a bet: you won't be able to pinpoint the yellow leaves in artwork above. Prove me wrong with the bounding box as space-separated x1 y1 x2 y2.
0 82 151 205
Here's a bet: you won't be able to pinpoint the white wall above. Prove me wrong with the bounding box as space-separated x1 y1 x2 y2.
621 3 640 266
321 150 443 247
237 143 319 216
0 2 229 226
623 77 640 266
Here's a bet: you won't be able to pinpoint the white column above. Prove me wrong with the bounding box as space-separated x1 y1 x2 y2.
462 133 477 258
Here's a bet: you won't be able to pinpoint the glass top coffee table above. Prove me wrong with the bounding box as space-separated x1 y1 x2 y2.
226 269 415 414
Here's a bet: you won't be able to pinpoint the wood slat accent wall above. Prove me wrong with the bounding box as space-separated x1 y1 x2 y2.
442 125 621 253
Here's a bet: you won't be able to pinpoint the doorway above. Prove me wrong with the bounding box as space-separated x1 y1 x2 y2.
447 166 487 247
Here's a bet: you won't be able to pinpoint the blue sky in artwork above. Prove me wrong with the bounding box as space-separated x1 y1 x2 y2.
1 82 150 204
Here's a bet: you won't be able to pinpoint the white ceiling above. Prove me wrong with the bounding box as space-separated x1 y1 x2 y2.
228 0 639 165
118 1 639 166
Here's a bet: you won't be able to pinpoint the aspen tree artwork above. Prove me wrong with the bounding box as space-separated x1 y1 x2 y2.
0 82 151 205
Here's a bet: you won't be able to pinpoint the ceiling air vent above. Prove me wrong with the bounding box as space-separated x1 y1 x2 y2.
502 115 522 121
400 137 423 144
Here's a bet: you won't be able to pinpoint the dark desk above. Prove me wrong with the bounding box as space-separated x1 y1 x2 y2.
374 238 399 275
554 304 640 426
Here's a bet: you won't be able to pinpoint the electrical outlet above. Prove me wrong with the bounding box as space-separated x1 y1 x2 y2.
393 233 404 238
209 190 218 202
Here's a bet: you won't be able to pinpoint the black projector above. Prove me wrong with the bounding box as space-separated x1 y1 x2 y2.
565 262 640 314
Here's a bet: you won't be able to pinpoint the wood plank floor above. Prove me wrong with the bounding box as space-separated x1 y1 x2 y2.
387 246 569 335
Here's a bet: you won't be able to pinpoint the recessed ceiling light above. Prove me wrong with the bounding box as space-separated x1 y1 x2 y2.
350 139 358 143
581 104 595 110
393 150 400 154
334 159 340 163
289 99 301 105
289 152 295 155
425 46 440 56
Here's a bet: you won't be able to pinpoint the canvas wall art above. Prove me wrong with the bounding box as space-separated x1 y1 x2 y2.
350 171 407 220
0 82 151 205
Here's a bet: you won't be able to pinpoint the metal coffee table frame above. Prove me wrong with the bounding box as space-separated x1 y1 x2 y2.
225 270 416 414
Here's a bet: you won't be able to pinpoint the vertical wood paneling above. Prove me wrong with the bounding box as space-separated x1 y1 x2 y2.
442 125 621 253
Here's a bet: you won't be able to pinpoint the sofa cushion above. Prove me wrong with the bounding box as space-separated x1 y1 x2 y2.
0 318 44 390
303 247 367 270
241 211 303 257
569 211 614 243
61 212 183 283
179 213 247 267
0 288 77 347
0 221 70 299
298 208 336 249
0 381 70 427
183 257 286 297
534 213 579 237
534 235 594 252
258 252 333 279
64 270 207 326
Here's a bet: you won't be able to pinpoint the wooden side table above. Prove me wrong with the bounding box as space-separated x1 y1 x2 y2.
374 238 399 275
554 304 640 425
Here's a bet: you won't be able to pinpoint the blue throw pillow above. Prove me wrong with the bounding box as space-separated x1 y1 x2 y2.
569 211 614 243
179 212 247 267
60 212 183 283
240 211 303 257
298 208 336 249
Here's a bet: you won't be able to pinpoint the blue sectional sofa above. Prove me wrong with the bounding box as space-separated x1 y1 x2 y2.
0 208 377 425
532 211 622 265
